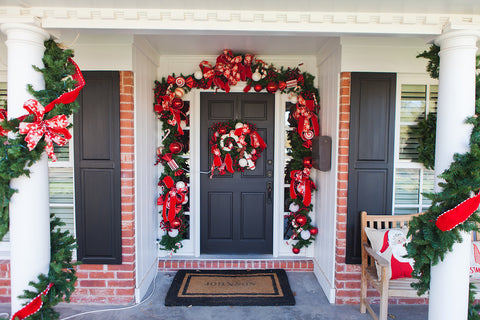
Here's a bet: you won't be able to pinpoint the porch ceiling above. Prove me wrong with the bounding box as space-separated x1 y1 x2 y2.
5 0 480 15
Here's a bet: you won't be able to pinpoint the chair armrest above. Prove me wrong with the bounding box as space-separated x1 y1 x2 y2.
363 243 390 267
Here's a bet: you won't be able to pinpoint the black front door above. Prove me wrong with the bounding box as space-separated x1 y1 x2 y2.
200 93 274 254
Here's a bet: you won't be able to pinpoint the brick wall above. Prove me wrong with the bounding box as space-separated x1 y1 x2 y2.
72 71 136 304
334 72 427 306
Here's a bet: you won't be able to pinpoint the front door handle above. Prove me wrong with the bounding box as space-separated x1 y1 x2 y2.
266 182 272 204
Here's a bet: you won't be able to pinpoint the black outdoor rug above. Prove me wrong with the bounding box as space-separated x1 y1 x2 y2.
165 269 296 306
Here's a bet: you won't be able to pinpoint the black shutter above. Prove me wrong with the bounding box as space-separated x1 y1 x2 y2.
74 71 122 264
345 72 396 264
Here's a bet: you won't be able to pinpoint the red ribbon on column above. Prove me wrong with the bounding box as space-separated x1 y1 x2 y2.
436 192 480 231
44 58 85 113
10 283 53 320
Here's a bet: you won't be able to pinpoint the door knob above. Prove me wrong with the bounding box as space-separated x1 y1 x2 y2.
266 182 273 204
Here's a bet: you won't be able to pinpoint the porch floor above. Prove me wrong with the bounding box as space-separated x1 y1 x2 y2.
0 272 428 320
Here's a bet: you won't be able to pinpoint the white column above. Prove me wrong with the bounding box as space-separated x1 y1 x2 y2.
428 29 480 320
1 23 50 313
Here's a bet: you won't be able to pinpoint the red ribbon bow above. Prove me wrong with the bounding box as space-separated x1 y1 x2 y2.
290 168 315 207
157 176 188 224
210 145 234 177
18 100 71 162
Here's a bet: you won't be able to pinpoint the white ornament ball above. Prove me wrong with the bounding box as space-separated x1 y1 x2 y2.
290 95 298 104
194 70 203 80
300 230 311 240
289 203 300 213
168 229 179 238
235 122 244 129
252 71 262 82
238 158 248 167
182 195 188 204
174 87 185 98
176 181 186 189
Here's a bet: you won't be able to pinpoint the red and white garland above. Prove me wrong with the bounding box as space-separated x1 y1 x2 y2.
210 121 266 177
154 49 320 254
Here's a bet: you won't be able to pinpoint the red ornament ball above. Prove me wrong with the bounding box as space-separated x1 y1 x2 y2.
169 142 183 154
310 227 318 236
172 97 184 109
292 247 300 254
295 215 307 227
266 81 278 93
170 217 182 229
303 156 313 169
218 127 227 135
254 84 263 92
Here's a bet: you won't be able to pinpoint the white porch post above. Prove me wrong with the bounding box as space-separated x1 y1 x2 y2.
1 23 51 313
428 29 480 320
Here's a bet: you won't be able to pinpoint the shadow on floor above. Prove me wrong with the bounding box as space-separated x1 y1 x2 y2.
0 272 428 320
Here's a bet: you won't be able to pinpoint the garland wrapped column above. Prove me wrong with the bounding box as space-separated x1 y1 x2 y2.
2 23 52 314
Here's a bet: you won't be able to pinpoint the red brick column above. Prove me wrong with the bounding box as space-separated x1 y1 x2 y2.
72 71 136 304
334 72 363 304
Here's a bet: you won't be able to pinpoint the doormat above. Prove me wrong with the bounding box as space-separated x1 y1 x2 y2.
165 269 295 306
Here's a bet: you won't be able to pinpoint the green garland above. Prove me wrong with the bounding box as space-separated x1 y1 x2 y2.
0 40 79 318
407 45 480 317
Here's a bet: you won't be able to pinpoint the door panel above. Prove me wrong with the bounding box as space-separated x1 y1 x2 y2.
200 92 274 254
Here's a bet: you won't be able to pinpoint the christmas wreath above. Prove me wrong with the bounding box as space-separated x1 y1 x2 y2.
210 120 266 176
154 49 320 254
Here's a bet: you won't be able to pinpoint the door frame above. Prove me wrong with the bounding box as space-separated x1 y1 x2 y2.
188 85 288 257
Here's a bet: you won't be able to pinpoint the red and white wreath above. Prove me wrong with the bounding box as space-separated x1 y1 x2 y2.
210 120 266 176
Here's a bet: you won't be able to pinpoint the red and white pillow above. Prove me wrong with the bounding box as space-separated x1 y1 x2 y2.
365 227 414 280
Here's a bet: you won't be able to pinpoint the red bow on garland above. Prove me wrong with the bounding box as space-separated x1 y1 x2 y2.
15 58 85 161
10 283 53 320
18 100 71 162
157 176 188 224
290 168 316 207
293 96 319 144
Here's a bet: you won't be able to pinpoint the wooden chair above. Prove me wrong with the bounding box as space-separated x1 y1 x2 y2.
359 211 426 320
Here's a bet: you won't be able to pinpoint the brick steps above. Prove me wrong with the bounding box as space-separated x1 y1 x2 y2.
158 259 314 272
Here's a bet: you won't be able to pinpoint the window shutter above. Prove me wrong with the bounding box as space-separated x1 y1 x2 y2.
74 71 121 264
346 73 396 264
